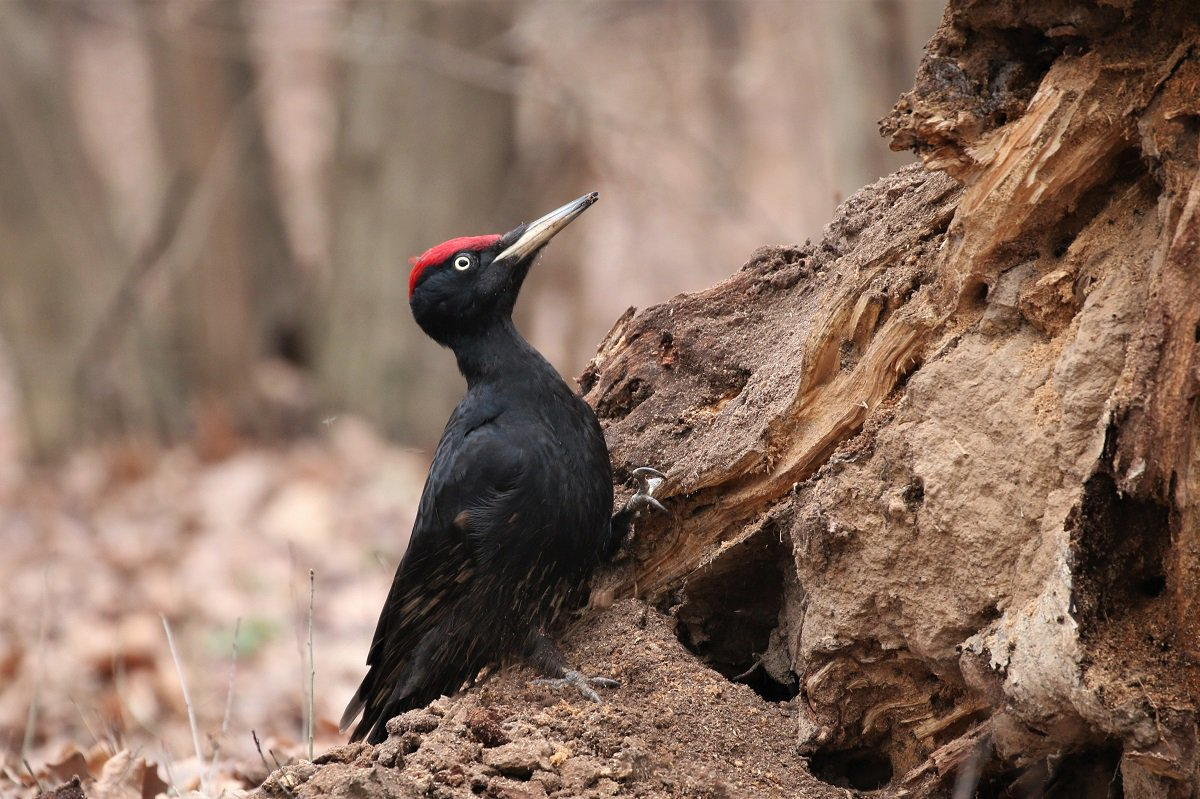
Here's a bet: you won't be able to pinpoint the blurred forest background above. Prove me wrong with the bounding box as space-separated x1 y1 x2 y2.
0 0 941 790
0 0 942 460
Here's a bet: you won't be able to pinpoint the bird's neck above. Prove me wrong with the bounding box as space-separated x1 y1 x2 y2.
453 318 558 390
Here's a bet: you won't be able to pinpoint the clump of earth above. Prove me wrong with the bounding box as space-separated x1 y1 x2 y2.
253 600 843 799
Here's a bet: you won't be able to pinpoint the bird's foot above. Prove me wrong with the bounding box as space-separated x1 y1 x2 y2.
530 669 620 703
621 466 667 516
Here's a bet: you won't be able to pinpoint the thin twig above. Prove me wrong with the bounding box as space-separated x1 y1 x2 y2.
251 730 271 774
69 696 106 751
21 570 49 767
287 544 308 749
253 730 295 799
159 739 183 799
256 731 296 797
254 731 287 772
22 758 43 793
105 652 130 753
207 617 242 786
307 570 316 761
161 615 208 796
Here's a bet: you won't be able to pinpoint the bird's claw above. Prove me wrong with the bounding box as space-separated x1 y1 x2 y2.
530 669 620 703
623 466 667 516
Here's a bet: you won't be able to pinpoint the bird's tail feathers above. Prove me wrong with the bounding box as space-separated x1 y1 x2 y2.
338 693 367 736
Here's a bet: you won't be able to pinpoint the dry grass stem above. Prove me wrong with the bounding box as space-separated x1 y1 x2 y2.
161 615 207 796
307 570 315 762
207 618 242 787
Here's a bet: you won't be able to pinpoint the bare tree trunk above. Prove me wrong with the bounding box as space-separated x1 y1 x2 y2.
0 0 303 459
582 0 1200 795
318 0 517 445
128 0 301 451
0 1 129 456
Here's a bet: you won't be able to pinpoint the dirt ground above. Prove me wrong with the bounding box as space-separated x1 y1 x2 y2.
255 599 841 799
0 421 845 799
0 420 431 797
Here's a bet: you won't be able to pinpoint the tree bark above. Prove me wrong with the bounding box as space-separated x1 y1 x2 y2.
317 0 517 446
585 1 1200 795
0 1 129 456
0 0 303 459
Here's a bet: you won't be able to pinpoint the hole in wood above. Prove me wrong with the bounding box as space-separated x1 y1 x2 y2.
1070 471 1171 631
672 527 798 702
975 745 1123 799
973 281 991 304
1137 574 1166 598
808 746 893 791
1052 232 1076 258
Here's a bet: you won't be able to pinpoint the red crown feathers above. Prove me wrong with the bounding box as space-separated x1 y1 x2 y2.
408 235 502 298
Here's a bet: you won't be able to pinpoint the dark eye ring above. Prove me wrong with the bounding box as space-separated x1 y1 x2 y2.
453 254 472 271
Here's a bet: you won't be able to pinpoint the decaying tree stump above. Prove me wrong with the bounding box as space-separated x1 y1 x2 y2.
585 0 1200 795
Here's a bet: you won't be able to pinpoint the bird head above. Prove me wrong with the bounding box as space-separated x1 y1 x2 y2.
408 192 598 345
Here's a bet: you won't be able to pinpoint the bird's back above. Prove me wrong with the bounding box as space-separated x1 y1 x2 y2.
343 359 613 743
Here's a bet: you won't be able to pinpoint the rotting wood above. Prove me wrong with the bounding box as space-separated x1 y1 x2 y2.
585 1 1200 795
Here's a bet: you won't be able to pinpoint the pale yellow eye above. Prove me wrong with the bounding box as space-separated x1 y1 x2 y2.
453 254 472 271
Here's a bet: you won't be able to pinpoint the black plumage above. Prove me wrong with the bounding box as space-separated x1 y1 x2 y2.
342 193 655 744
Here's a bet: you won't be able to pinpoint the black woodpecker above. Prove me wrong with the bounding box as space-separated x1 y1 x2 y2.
341 193 665 744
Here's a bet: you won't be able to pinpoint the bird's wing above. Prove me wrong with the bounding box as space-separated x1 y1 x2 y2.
340 416 529 735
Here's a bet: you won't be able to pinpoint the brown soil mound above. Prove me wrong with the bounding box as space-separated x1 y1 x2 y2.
254 600 842 799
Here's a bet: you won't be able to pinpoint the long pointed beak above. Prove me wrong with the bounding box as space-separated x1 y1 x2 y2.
495 192 598 264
